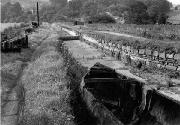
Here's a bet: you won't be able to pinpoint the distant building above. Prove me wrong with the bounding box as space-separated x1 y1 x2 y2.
167 14 180 24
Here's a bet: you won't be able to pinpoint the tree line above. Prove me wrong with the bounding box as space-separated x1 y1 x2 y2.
1 2 35 23
1 0 172 24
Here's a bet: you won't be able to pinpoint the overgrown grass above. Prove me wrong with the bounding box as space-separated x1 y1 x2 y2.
1 23 29 41
1 49 34 66
149 94 180 125
1 61 23 102
57 40 98 125
20 33 75 125
86 31 180 53
86 24 180 41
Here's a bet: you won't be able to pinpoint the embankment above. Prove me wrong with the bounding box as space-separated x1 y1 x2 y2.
58 39 98 125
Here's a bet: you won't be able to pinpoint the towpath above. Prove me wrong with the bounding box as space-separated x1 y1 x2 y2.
1 26 51 125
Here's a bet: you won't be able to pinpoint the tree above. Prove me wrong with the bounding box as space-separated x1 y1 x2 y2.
145 0 171 24
67 0 84 17
96 0 119 7
11 2 23 17
40 5 58 22
89 13 116 23
1 2 23 22
157 13 167 24
1 0 11 5
50 0 67 8
1 2 12 22
126 1 149 24
107 4 129 17
82 1 99 17
175 6 178 10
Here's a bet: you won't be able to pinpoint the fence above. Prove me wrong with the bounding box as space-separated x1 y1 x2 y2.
1 35 28 52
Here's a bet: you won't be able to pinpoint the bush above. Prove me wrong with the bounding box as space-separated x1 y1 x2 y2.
89 13 116 23
1 23 29 41
21 35 75 125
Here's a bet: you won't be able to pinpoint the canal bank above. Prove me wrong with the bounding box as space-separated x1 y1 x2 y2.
59 25 180 125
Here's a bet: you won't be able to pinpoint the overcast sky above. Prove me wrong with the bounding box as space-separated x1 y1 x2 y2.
168 0 180 5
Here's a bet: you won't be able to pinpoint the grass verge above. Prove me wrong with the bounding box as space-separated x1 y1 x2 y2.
20 33 75 125
57 40 98 125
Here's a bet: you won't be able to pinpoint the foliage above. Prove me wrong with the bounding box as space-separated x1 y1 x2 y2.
50 0 68 8
67 0 84 17
1 0 172 24
145 0 171 24
82 0 171 24
107 4 128 17
1 2 23 22
1 23 29 41
125 1 149 24
88 13 116 23
82 1 99 17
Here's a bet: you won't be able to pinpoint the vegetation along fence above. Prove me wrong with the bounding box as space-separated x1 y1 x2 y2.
86 24 180 41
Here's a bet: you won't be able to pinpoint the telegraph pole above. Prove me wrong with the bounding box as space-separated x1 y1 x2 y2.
37 2 40 26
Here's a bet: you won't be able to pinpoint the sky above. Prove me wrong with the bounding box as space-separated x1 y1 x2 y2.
168 0 180 5
67 0 180 5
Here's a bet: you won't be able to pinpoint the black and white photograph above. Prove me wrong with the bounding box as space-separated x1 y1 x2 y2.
1 0 180 125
